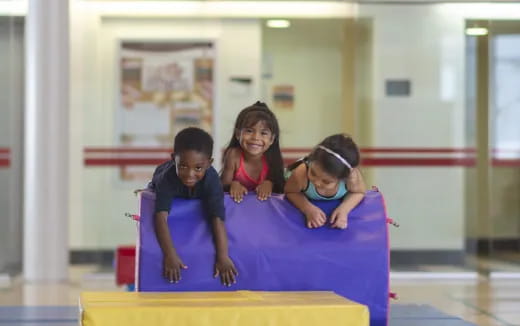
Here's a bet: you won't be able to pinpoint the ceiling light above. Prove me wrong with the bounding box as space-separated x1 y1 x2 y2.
465 27 488 36
267 19 290 29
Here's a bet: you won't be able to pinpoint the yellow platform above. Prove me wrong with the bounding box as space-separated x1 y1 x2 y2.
80 291 369 326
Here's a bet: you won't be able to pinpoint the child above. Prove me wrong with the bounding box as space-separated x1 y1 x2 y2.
221 101 285 203
284 134 366 229
149 127 237 286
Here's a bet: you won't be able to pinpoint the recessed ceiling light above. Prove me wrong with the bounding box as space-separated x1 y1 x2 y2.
466 27 488 36
267 19 290 29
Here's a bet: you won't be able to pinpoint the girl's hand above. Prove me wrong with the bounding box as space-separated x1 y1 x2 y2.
230 181 248 203
330 206 350 229
303 205 327 228
214 255 238 287
255 180 273 201
163 254 188 283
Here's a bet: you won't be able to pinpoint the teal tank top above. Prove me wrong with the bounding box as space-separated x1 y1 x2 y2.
286 160 348 200
304 179 348 201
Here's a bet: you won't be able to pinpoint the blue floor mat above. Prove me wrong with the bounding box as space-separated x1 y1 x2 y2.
390 304 476 326
0 304 476 325
0 306 77 325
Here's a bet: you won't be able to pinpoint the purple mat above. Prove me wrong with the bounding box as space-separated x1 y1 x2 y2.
137 190 389 326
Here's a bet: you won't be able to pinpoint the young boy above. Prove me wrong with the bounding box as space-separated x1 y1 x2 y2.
150 127 237 286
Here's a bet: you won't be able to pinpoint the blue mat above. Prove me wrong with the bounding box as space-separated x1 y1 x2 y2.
389 304 477 326
0 306 77 325
138 190 389 326
0 304 476 325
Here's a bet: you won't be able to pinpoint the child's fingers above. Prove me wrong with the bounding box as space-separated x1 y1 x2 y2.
333 219 347 229
330 211 338 224
221 272 230 286
231 191 242 203
258 190 270 201
228 270 236 284
214 268 220 278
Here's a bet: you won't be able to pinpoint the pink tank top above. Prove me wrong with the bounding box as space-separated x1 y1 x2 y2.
233 152 269 191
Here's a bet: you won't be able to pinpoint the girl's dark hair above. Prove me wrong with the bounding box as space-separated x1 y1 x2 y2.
223 101 285 193
287 134 360 180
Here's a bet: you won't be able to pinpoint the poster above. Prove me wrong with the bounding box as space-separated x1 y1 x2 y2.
117 41 214 181
272 84 294 109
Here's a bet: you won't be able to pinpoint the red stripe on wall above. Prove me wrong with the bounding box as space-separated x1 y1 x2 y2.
84 147 171 153
0 148 10 167
283 158 476 167
283 147 477 154
361 148 476 154
361 157 475 167
492 159 520 167
83 147 520 167
84 158 168 166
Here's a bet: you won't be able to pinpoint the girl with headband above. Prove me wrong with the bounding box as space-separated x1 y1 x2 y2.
285 134 366 229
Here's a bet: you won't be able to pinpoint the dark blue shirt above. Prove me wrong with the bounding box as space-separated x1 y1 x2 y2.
149 160 225 220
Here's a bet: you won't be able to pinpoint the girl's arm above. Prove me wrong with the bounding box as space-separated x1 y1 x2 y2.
220 148 239 188
330 168 366 229
212 217 238 286
154 211 187 283
221 148 248 203
285 164 326 228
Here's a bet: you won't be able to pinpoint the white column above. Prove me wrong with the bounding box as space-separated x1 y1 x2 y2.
24 0 69 281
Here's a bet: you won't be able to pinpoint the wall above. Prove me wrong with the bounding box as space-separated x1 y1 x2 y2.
261 19 349 146
70 13 262 248
69 3 520 251
0 17 23 272
358 4 466 250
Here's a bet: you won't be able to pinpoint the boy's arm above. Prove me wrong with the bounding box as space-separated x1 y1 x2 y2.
154 211 187 283
212 217 237 286
284 164 326 228
205 168 238 286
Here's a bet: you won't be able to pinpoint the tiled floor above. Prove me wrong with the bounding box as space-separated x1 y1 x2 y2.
388 254 520 325
391 279 520 326
1 265 519 326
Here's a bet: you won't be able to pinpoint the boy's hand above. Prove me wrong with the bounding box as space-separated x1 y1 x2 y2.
330 205 350 229
303 205 327 228
214 256 238 287
163 254 188 283
255 180 273 201
230 181 248 203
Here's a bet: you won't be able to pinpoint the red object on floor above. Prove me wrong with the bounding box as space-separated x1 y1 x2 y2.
115 246 136 286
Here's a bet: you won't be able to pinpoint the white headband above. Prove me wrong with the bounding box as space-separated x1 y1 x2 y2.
317 145 352 169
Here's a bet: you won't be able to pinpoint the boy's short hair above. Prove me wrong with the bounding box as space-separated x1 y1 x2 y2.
173 127 213 158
